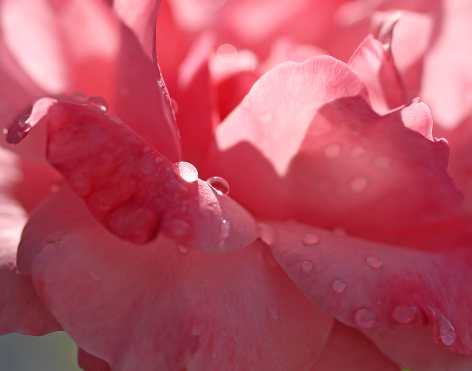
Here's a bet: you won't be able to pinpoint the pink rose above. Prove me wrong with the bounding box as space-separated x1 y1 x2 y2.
1 1 472 371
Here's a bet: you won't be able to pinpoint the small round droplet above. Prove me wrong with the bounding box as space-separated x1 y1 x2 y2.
354 308 377 329
167 219 190 238
332 279 347 293
365 256 383 269
324 144 341 158
303 233 320 246
178 245 189 255
438 313 456 346
301 260 314 273
258 223 275 245
207 176 230 195
350 177 368 192
175 161 199 183
392 305 417 324
88 96 108 112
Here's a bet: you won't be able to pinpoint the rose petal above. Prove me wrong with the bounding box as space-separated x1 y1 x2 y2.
0 0 180 160
20 188 333 371
78 349 111 371
0 194 59 335
208 56 462 246
265 221 472 359
313 321 400 371
11 98 256 250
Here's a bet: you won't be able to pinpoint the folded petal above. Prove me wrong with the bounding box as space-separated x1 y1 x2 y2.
0 194 59 335
264 221 472 365
19 188 333 371
0 0 180 160
313 321 400 371
208 57 462 246
78 349 111 371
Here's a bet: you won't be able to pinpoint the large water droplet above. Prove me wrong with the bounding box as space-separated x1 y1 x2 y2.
301 260 314 273
88 96 108 112
354 308 377 329
350 177 368 192
258 223 275 245
324 144 341 158
332 279 347 293
207 176 230 195
392 305 417 324
303 233 320 246
438 313 456 346
365 256 383 269
175 161 199 183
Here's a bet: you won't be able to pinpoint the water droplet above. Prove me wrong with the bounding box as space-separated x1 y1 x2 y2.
332 279 347 293
350 177 368 192
219 218 231 246
351 145 366 157
324 144 341 158
258 223 275 245
438 313 456 346
175 161 199 183
392 305 417 324
303 233 320 246
207 176 230 195
365 256 383 269
88 96 108 112
374 156 390 168
354 308 377 329
178 245 189 255
167 219 190 238
301 260 314 273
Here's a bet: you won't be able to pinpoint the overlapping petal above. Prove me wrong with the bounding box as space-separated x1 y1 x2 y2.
19 188 333 371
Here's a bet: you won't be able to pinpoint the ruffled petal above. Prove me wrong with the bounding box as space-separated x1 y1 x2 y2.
0 194 59 335
208 56 462 246
0 0 180 160
19 188 333 371
313 322 400 371
263 221 472 363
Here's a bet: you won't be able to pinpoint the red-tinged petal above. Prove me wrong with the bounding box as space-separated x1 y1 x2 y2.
313 322 400 371
11 98 256 250
348 33 407 112
265 221 472 358
208 57 462 246
0 0 180 160
20 188 333 371
0 195 59 335
78 349 111 371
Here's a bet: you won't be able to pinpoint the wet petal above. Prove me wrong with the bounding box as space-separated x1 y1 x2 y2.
313 322 400 371
266 221 472 361
20 189 333 371
0 0 180 160
10 98 256 250
208 56 462 246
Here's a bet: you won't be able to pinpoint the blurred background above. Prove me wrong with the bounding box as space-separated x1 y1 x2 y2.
0 332 80 371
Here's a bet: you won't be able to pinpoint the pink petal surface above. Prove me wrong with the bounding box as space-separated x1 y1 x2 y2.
0 194 59 335
19 188 333 371
10 97 256 250
264 221 472 366
313 322 400 371
0 0 180 160
208 57 462 246
78 349 111 371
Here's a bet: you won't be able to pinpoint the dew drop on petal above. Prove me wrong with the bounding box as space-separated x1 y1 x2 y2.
332 279 347 293
258 223 275 245
354 308 377 329
324 144 341 158
301 260 314 273
88 96 108 112
175 161 199 183
303 233 320 246
350 177 368 192
178 245 189 255
438 313 456 346
392 305 417 324
207 176 230 195
219 218 231 247
365 256 383 269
